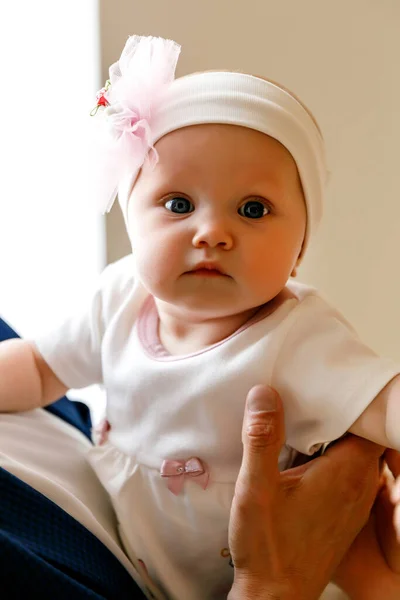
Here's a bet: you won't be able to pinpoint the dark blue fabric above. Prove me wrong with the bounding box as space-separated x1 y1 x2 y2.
0 469 145 599
0 317 92 441
0 316 146 598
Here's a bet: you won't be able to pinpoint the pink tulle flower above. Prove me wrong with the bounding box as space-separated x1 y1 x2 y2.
91 35 181 213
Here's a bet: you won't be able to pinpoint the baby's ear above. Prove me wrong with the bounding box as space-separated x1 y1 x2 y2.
291 258 301 277
291 249 303 277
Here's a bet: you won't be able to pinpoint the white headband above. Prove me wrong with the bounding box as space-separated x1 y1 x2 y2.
92 36 328 255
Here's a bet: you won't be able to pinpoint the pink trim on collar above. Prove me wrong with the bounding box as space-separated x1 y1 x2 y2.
136 288 295 362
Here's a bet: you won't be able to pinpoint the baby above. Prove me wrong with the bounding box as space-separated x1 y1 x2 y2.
1 35 400 600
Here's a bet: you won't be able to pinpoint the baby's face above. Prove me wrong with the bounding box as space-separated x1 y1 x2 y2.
127 124 306 320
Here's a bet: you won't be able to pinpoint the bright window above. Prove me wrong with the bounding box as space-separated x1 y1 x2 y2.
0 1 106 421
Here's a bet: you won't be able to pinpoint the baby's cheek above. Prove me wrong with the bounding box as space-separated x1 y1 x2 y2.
133 244 174 293
135 248 160 284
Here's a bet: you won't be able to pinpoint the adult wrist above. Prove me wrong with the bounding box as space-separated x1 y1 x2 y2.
227 585 283 600
228 574 295 600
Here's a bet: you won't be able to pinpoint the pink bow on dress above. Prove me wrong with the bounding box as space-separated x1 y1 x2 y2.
160 457 209 495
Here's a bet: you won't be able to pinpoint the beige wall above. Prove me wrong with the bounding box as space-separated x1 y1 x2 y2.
99 0 400 361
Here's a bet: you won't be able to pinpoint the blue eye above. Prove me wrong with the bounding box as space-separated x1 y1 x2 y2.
238 201 269 219
164 197 194 214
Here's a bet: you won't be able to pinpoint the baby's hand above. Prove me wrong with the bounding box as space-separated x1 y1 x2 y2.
376 450 400 573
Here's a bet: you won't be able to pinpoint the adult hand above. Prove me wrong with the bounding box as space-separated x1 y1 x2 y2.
228 385 384 600
333 449 400 599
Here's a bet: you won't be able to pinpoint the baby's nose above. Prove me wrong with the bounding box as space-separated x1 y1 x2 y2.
192 219 233 249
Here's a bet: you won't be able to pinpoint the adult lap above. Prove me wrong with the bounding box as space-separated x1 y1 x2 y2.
0 408 348 599
0 408 141 586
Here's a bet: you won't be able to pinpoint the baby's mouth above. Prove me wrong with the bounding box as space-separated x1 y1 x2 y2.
185 262 230 277
188 268 226 277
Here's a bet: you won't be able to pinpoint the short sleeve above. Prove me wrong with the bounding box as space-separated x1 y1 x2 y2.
33 255 136 390
271 294 400 455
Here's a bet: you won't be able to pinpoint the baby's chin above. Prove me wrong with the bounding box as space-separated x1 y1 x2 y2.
154 293 266 323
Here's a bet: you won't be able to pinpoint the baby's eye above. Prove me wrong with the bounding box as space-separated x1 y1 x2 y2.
238 201 270 219
164 197 194 214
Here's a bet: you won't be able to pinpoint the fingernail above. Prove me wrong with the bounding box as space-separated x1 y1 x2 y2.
248 386 277 413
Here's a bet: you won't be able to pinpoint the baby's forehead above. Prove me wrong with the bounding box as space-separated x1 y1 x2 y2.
154 123 298 167
150 124 299 189
139 124 302 195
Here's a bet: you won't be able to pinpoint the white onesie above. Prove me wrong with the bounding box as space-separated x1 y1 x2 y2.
34 255 400 600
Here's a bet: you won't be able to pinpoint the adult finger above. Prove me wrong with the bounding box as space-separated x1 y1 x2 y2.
325 434 384 464
238 385 285 492
305 434 384 487
375 483 400 571
386 450 400 480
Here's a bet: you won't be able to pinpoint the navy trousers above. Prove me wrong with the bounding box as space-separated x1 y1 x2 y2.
0 318 146 599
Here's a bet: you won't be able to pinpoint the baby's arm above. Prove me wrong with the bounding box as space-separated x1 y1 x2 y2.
349 375 400 450
0 339 68 412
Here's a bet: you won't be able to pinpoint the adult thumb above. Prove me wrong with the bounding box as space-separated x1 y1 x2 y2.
239 385 285 490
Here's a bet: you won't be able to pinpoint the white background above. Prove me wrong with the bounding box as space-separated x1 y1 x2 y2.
0 1 106 420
